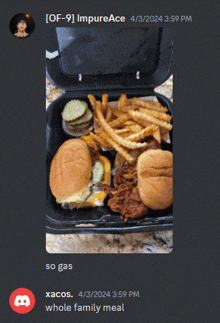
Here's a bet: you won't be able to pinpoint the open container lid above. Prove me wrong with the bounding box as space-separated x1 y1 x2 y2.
46 27 174 92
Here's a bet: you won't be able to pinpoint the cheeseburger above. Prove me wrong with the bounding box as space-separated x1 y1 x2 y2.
49 139 111 209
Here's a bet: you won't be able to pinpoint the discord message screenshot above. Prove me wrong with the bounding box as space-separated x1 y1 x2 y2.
1 1 219 322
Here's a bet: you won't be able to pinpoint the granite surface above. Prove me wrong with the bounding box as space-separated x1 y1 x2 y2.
46 75 173 254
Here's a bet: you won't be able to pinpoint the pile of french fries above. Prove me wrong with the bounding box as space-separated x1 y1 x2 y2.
87 94 172 164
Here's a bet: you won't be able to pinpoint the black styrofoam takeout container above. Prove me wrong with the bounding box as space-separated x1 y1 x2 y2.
46 27 174 234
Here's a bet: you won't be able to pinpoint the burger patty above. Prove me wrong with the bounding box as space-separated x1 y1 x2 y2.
88 146 100 166
99 164 148 219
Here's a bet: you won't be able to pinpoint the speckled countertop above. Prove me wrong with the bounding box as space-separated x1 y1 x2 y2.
46 75 173 254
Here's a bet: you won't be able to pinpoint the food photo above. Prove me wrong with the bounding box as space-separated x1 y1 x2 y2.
46 27 174 253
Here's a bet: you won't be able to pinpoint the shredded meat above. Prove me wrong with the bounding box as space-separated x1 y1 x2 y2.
98 139 161 220
99 163 148 219
113 165 137 187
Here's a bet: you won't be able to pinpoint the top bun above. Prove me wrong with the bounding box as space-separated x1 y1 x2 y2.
49 139 92 199
137 149 173 210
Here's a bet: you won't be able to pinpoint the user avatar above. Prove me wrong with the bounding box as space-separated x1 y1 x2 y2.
9 13 35 38
9 288 35 314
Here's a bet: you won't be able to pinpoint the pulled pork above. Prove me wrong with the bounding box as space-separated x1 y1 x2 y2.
99 164 148 219
99 139 161 219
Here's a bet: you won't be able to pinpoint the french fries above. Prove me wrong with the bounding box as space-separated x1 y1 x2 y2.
114 128 130 134
101 93 108 114
105 105 112 122
88 94 172 163
139 108 172 123
103 132 136 164
118 94 130 111
152 127 161 144
95 101 148 150
126 124 143 133
88 94 96 108
128 110 172 131
108 114 132 128
131 97 168 112
111 109 127 118
126 125 158 142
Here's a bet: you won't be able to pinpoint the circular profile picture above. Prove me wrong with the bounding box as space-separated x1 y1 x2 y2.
9 288 35 314
9 13 35 38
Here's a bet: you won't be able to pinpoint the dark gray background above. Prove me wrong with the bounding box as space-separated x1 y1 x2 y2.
1 1 219 322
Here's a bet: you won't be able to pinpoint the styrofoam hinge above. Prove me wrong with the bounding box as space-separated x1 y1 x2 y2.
46 50 59 59
136 71 140 80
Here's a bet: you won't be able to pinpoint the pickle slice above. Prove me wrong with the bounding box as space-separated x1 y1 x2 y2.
92 161 104 184
62 100 87 122
66 119 93 132
68 109 93 125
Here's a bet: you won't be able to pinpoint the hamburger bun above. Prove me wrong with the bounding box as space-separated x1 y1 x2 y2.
49 139 92 200
137 149 173 210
